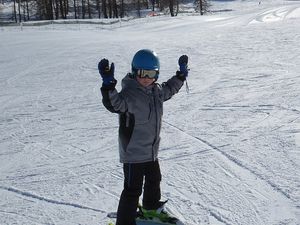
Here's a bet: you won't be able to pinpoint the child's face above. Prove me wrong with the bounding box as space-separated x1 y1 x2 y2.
136 76 155 87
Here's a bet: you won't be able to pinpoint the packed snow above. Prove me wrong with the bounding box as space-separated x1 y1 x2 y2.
0 0 300 224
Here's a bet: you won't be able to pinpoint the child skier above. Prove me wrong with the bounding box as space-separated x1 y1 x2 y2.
98 49 189 225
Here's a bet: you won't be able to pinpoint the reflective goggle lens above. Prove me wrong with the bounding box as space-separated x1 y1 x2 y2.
137 69 159 79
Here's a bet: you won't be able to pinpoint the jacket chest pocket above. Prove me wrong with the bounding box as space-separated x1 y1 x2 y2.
133 99 152 125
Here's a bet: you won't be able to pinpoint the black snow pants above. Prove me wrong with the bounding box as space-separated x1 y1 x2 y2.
116 160 162 225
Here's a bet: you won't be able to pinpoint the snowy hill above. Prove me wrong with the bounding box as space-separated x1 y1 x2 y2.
0 0 300 225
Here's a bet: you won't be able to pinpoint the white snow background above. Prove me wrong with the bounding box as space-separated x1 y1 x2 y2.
0 0 300 224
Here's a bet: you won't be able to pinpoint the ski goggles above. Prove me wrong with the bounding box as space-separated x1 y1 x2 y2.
137 69 159 79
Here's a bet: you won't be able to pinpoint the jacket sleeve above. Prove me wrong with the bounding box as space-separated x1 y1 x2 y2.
161 75 184 101
100 85 128 114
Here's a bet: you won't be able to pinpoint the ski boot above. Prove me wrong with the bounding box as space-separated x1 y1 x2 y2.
137 201 179 224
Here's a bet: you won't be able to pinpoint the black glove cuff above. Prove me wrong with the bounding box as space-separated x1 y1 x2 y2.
176 71 186 81
101 79 117 90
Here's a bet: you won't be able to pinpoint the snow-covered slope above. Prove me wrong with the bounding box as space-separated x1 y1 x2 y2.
0 1 300 224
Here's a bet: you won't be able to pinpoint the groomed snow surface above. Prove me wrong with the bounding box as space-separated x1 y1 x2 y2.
0 0 300 224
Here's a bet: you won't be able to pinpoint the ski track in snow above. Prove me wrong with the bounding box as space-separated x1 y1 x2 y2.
160 121 297 225
1 1 300 225
0 185 106 213
163 120 292 200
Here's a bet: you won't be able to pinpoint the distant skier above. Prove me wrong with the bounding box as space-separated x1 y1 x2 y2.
98 49 189 225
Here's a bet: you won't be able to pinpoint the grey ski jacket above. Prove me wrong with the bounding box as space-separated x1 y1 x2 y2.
101 74 184 163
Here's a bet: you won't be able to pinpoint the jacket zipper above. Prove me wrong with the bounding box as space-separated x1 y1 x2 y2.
152 90 158 161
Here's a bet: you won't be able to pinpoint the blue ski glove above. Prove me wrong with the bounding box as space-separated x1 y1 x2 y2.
98 58 116 86
176 55 189 81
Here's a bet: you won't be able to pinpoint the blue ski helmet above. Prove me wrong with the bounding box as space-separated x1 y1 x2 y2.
131 49 160 78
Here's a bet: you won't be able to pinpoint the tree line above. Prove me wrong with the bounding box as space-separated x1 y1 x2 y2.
4 0 208 22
